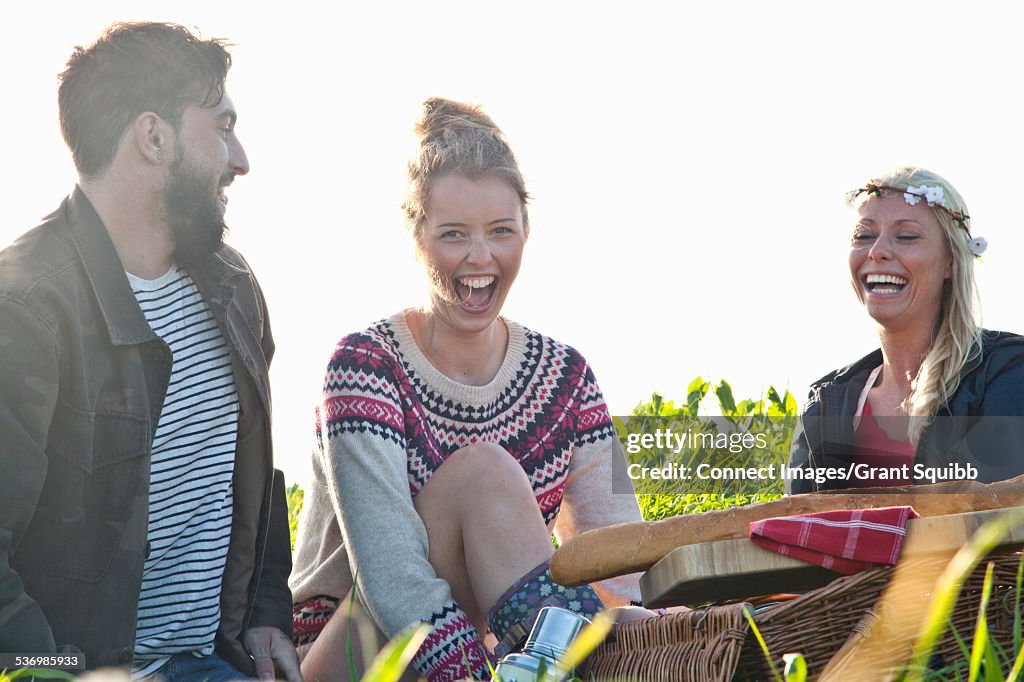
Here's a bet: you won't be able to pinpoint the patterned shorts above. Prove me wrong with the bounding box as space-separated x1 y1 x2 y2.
293 595 341 648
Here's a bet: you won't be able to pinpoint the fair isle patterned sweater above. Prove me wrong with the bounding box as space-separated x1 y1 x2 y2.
289 312 643 681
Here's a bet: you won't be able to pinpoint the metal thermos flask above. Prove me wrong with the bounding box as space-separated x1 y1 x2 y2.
493 606 591 682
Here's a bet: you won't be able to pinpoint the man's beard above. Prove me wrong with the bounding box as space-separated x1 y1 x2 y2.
163 154 231 266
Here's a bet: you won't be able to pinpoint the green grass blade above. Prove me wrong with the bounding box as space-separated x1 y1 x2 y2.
5 671 76 680
485 654 500 682
1005 643 1024 682
968 562 995 682
783 652 807 682
535 656 548 681
905 509 1024 682
1015 554 1024 657
989 637 1011 670
951 622 972 661
361 622 430 682
743 604 782 682
347 576 361 682
460 644 476 681
554 610 615 677
984 643 1003 682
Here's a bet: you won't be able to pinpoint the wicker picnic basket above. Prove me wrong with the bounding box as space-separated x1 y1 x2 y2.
583 551 1022 681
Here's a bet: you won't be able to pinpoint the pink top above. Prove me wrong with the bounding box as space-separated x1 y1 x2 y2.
850 400 914 487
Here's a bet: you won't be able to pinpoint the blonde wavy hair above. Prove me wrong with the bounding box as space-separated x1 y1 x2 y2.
847 167 983 444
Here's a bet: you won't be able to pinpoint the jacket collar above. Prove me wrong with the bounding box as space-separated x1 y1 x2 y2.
805 348 884 470
825 348 884 388
64 186 250 347
65 187 157 346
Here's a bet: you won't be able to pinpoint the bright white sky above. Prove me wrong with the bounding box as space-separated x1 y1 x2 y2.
4 2 1023 487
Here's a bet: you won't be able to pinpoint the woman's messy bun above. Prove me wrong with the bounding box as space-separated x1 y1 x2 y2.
403 97 529 236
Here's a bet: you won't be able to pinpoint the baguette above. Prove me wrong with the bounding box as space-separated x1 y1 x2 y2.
550 475 1024 587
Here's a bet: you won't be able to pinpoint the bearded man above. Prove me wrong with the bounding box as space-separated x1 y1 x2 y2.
0 22 301 682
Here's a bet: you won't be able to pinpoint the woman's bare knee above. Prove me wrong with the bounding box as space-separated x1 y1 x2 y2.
412 442 552 623
420 442 533 505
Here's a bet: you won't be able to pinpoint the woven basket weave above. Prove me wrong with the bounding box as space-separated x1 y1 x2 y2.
584 603 750 682
583 551 1022 681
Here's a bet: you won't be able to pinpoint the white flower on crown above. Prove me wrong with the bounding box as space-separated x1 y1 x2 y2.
968 237 988 257
904 184 947 208
903 190 922 205
924 186 945 206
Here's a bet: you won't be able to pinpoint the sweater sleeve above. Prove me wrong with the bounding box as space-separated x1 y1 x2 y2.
314 335 491 681
553 360 644 607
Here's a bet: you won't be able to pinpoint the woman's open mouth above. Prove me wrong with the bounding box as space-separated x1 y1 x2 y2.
455 275 498 313
864 273 907 295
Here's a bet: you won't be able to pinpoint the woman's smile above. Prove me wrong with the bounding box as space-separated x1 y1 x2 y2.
419 174 528 335
849 193 951 333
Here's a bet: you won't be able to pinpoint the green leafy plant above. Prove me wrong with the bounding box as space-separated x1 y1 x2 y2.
284 378 796 546
621 377 796 521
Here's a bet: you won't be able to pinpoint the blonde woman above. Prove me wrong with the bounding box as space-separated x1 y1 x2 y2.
787 167 1024 493
289 98 652 682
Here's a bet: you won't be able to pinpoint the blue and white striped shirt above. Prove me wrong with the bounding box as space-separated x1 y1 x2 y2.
128 266 239 678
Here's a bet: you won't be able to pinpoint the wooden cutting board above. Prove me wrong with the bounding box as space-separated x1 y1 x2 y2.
640 508 1024 608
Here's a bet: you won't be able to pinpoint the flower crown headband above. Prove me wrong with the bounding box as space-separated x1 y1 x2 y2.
846 182 987 257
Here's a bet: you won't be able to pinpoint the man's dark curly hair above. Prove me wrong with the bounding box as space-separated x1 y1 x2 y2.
58 22 232 177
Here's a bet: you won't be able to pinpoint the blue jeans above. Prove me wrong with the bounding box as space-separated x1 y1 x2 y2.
149 652 254 681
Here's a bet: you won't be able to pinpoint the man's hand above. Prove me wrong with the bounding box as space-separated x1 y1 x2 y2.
244 626 303 682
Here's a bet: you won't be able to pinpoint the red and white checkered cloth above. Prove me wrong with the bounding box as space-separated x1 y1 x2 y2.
749 506 919 575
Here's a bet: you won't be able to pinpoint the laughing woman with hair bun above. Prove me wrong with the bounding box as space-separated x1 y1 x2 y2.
788 167 1024 494
289 98 653 682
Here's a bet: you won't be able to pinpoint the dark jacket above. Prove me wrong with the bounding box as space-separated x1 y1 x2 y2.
787 331 1024 494
0 188 292 671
